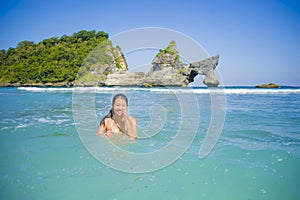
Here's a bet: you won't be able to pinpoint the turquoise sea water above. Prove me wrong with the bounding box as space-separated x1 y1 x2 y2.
0 86 300 200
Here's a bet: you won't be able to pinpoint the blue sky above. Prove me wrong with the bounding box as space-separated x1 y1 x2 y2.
0 0 299 86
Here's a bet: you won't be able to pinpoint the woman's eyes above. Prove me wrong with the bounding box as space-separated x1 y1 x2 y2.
115 104 126 107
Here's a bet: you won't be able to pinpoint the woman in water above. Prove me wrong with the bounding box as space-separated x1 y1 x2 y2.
96 94 138 140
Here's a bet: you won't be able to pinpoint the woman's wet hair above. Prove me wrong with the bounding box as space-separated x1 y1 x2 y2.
100 94 128 126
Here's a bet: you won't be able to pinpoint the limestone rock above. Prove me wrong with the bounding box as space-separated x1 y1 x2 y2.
188 55 220 87
255 83 280 88
150 41 185 72
103 41 221 87
105 72 145 86
113 46 128 71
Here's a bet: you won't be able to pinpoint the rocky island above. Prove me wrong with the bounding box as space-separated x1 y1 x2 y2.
0 30 220 87
76 41 220 87
255 83 280 88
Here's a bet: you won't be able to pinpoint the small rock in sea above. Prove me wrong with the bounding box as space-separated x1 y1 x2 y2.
255 83 280 88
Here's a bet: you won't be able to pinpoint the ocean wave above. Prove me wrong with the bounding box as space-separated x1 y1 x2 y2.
18 87 300 94
18 87 75 92
220 129 300 157
218 88 300 94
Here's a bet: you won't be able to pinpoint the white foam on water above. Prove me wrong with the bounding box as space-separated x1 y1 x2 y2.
18 87 74 92
221 88 300 94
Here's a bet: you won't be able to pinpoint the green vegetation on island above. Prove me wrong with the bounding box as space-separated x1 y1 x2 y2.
0 30 127 86
158 40 179 56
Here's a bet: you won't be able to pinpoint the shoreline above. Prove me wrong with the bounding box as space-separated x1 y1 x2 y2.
1 85 300 89
0 82 299 89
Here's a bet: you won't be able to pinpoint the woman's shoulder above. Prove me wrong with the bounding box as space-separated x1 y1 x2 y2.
104 117 112 123
101 117 112 126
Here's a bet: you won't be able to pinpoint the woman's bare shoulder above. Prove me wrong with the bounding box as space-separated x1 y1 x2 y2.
101 118 112 126
105 117 111 122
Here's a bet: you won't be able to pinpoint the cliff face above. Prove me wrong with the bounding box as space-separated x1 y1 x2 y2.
104 41 220 87
150 41 186 72
74 40 128 86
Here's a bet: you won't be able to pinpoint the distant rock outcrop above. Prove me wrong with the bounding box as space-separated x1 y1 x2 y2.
104 41 220 87
255 83 280 88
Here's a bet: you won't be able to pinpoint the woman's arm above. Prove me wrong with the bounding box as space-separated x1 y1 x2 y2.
124 116 138 140
96 120 106 135
96 119 112 138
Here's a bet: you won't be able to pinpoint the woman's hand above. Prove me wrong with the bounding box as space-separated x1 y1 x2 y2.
104 132 111 138
121 110 129 119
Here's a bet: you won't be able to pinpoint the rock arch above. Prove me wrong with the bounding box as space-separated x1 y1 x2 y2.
187 55 220 87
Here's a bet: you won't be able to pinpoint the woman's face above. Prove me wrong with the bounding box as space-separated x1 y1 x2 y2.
113 98 127 116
